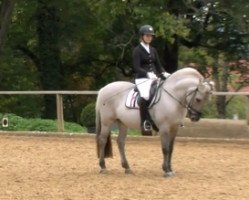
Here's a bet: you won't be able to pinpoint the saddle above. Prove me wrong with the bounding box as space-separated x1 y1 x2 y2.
126 80 163 133
125 80 162 109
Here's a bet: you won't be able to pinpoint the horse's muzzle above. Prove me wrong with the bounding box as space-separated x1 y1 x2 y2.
187 108 202 122
189 115 201 122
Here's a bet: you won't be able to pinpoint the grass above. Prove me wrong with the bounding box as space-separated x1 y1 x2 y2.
0 113 142 136
111 128 142 136
0 113 86 134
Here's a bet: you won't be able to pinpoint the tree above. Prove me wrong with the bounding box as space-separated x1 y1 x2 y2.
36 0 63 118
11 0 110 120
202 1 249 118
0 0 16 58
1 0 249 120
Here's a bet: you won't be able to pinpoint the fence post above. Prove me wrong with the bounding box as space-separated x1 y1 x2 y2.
56 94 64 132
247 96 249 125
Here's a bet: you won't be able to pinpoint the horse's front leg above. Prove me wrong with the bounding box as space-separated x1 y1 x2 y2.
160 128 177 177
117 123 133 174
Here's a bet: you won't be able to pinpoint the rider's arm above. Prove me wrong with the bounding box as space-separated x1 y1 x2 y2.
132 48 148 77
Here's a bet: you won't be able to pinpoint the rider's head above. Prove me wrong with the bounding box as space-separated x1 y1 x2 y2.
139 25 155 44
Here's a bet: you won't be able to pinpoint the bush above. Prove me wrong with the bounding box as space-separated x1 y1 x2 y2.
202 96 246 119
80 102 96 128
226 96 246 119
0 113 85 133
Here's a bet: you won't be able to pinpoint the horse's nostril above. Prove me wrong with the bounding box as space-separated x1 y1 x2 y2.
190 116 200 122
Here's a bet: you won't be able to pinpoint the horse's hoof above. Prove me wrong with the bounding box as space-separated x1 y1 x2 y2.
125 169 134 175
164 171 175 177
99 169 108 174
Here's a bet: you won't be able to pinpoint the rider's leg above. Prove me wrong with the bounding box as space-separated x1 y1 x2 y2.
135 78 153 135
139 97 152 134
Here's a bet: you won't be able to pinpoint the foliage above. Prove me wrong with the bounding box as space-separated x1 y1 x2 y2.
80 102 96 127
0 96 42 118
179 44 249 118
226 96 247 119
0 113 85 133
0 0 15 56
202 96 246 119
0 0 249 120
127 129 141 136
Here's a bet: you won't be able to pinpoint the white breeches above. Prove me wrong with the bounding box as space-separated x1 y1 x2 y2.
135 78 154 101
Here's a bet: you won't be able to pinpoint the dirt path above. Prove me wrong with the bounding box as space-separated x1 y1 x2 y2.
0 134 249 200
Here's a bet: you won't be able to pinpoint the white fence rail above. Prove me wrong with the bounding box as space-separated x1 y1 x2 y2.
0 91 248 131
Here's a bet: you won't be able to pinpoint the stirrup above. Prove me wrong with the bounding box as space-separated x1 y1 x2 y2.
178 122 184 127
143 120 152 131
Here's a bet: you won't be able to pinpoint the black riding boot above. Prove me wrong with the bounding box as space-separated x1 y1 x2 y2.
139 97 152 136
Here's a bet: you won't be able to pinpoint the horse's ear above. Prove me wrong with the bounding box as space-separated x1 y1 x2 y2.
199 78 204 83
197 78 206 93
204 79 215 92
208 81 215 91
202 79 215 93
197 83 206 93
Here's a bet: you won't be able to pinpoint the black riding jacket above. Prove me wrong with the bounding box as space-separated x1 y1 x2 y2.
132 44 165 79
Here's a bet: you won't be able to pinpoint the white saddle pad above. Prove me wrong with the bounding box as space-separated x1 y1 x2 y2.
125 83 162 109
125 89 139 109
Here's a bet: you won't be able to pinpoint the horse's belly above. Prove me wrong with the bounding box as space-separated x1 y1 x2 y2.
117 109 140 130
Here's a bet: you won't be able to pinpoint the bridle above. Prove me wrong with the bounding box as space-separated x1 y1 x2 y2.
162 84 203 118
185 89 202 118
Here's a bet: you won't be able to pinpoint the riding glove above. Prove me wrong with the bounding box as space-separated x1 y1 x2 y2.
162 72 170 78
147 72 157 80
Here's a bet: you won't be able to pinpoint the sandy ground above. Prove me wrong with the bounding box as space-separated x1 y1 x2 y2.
0 134 249 200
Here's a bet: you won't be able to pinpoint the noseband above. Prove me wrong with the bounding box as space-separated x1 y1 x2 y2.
185 89 202 118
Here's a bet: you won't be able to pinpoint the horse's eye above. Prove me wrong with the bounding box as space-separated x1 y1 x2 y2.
196 98 201 103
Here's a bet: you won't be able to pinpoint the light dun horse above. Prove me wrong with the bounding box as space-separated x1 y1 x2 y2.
96 68 214 177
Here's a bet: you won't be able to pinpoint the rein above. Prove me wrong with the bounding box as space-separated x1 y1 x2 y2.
162 85 202 116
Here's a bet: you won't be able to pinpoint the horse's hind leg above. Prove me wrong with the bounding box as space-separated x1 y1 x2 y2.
117 122 133 174
98 125 111 174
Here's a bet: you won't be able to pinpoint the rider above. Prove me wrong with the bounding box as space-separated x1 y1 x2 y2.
132 24 170 135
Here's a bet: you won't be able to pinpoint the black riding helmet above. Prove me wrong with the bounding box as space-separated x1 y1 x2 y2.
139 25 155 36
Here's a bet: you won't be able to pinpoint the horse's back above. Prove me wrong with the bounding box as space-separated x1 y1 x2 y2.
100 81 134 91
97 81 134 107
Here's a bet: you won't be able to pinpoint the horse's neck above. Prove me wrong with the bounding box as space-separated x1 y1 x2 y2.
170 68 202 80
164 76 199 100
166 68 202 91
175 77 199 90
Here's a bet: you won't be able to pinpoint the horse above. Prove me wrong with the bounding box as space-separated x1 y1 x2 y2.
95 67 214 177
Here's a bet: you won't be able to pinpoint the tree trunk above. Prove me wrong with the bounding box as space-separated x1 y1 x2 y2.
213 52 228 119
217 64 229 118
36 0 63 119
0 0 15 57
163 38 179 73
216 96 226 118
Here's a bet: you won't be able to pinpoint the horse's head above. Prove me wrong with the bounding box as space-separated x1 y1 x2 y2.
186 79 214 122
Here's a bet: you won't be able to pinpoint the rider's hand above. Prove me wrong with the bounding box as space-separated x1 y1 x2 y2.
162 72 170 78
147 72 157 80
159 72 170 80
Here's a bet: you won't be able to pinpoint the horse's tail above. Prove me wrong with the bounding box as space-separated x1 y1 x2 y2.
96 104 113 158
